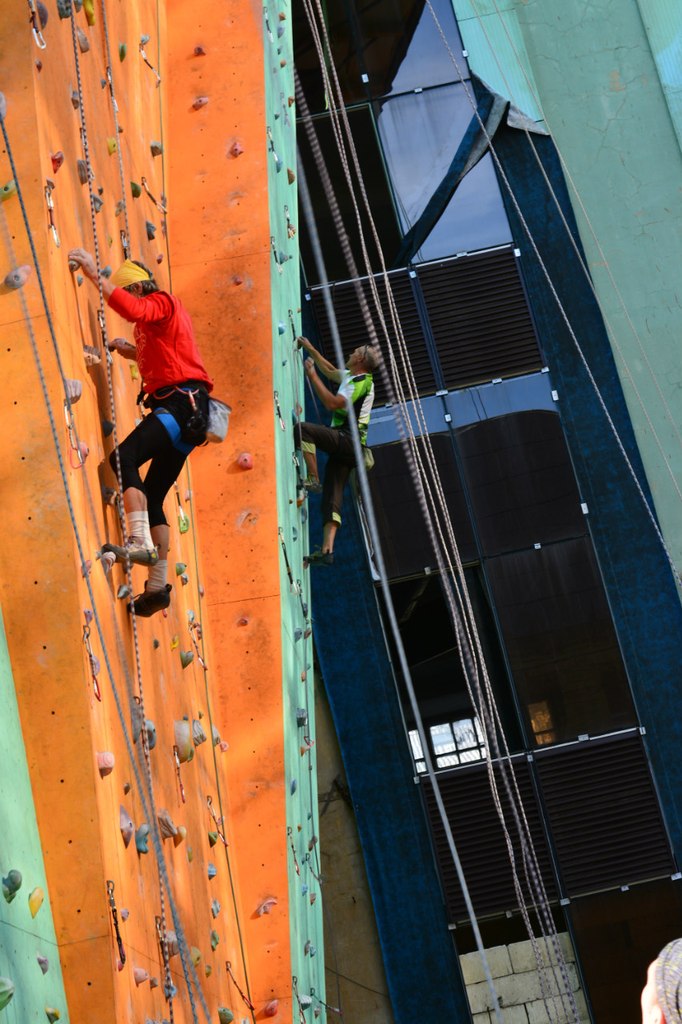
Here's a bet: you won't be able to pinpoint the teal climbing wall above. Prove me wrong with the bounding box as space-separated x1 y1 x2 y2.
264 0 328 1015
0 609 70 1023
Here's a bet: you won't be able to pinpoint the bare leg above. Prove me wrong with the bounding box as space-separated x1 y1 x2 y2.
151 524 170 562
122 486 148 512
303 449 319 481
322 520 338 555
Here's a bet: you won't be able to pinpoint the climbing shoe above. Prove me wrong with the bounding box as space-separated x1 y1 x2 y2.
101 539 159 566
303 550 334 568
303 477 323 494
129 583 172 618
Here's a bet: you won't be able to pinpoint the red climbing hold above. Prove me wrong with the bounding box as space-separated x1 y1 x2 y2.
51 152 64 174
192 96 209 110
193 45 206 56
229 141 244 158
237 452 253 470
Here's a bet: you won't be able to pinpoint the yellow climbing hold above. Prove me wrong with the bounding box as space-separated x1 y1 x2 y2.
28 887 44 918
190 946 202 967
83 0 95 26
45 1009 61 1023
170 634 179 650
130 364 139 380
107 137 118 156
0 180 16 202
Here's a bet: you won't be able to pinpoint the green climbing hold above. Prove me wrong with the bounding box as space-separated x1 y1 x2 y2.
210 929 219 951
175 562 187 576
208 831 219 847
135 824 150 854
0 180 16 202
130 181 142 199
180 650 194 670
0 979 14 1012
2 870 22 904
56 0 72 19
118 43 127 62
218 1009 234 1024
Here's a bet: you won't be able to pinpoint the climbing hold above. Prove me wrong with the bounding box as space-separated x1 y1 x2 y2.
4 265 32 290
129 363 139 380
133 967 148 987
70 89 80 110
229 141 244 158
165 982 178 999
173 825 187 847
101 265 112 278
157 809 178 841
117 584 131 600
28 887 44 918
180 574 189 586
207 862 216 880
101 485 116 507
280 58 287 67
278 10 286 18
2 870 22 904
145 220 156 241
36 955 49 975
123 781 131 795
256 896 278 916
120 806 134 847
149 977 159 989
277 321 286 335
140 33 150 45
131 700 145 743
190 947 202 967
120 908 129 921
165 931 179 957
294 627 303 642
192 720 207 746
45 1008 61 1023
212 725 221 747
83 345 100 366
264 1001 279 1018
51 152 64 174
76 160 88 186
210 930 219 951
0 180 16 202
56 0 71 17
174 721 194 763
237 452 253 471
277 24 284 37
97 751 115 777
175 562 186 576
135 824 150 854
156 254 164 264
208 831 218 847
193 45 206 56
210 898 220 918
217 1010 234 1024
304 940 315 956
308 835 318 851
0 978 15 1011
106 137 117 156
296 708 308 727
150 141 163 157
76 26 90 52
130 181 141 198
290 779 297 795
170 634 179 650
117 42 127 61
187 846 194 862
192 96 209 110
77 440 89 463
64 378 82 404
92 195 104 213
152 638 160 650
287 168 296 184
114 200 125 218
180 650 194 670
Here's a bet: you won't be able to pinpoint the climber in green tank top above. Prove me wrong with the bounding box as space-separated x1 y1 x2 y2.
294 337 381 566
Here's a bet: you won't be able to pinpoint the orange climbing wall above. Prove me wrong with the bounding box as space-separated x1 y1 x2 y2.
165 0 296 1016
0 1 294 1022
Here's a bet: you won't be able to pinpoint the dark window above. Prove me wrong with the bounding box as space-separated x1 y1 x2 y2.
455 410 587 556
368 435 476 577
486 538 637 745
297 107 402 284
569 879 682 1024
293 0 368 113
417 249 542 387
375 84 511 261
536 733 675 896
308 270 434 405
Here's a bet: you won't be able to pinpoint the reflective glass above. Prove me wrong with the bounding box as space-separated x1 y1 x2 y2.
486 538 637 745
376 85 511 261
293 0 368 114
456 410 587 556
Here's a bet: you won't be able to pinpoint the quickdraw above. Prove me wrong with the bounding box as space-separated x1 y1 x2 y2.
106 880 126 964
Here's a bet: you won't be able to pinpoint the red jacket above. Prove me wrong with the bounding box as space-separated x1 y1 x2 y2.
108 287 214 395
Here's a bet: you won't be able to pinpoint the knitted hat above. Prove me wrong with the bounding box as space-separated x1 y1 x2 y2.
656 940 682 1023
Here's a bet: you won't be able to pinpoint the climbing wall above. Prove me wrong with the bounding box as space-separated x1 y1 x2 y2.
0 0 324 1022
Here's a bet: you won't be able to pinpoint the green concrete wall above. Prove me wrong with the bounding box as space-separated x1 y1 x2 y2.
264 0 327 1012
453 0 682 573
0 610 70 1023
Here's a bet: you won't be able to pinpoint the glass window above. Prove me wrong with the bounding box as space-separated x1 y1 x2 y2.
293 0 368 114
486 537 637 745
375 85 511 262
569 880 682 1024
297 107 402 284
455 410 587 556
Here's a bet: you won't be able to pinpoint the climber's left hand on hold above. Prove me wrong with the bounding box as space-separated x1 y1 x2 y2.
68 248 96 280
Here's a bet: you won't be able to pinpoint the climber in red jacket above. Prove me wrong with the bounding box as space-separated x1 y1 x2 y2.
68 249 213 617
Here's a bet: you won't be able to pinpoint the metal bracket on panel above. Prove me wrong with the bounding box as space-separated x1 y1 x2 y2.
436 389 449 397
414 87 423 93
534 542 542 550
671 873 682 881
361 73 369 83
513 248 521 257
492 377 502 384
444 413 452 423
620 885 630 892
448 923 457 931
305 292 311 302
559 898 571 906
639 726 647 735
541 366 549 373
578 733 589 742
552 389 559 401
526 753 534 762
413 775 421 785
424 566 432 575
581 502 589 515
462 49 469 57
409 269 417 278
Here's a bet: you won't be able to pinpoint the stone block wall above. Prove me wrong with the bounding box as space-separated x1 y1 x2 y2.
460 934 590 1024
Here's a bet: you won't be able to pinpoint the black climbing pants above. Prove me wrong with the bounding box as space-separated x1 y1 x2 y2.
295 421 356 528
111 413 187 529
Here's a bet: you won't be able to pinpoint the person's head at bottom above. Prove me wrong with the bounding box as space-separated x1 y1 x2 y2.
642 940 682 1024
